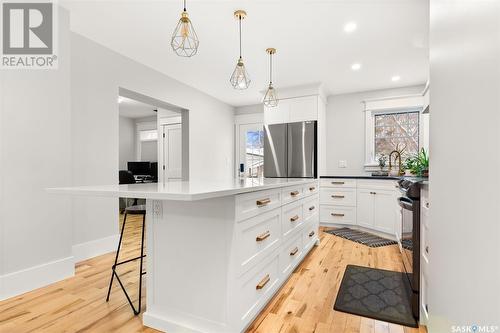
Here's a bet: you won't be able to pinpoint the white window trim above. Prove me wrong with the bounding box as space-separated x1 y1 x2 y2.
363 95 424 168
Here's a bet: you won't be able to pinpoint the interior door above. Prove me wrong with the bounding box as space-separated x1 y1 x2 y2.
162 124 182 180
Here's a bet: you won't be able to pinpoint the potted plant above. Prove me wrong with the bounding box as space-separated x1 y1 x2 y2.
403 148 429 177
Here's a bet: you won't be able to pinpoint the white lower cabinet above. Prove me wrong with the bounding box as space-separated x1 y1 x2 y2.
321 178 400 238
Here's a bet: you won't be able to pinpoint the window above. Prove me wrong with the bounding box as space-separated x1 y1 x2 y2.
245 130 264 178
374 111 419 159
139 129 158 141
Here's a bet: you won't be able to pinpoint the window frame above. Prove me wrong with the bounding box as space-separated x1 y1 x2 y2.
364 107 423 167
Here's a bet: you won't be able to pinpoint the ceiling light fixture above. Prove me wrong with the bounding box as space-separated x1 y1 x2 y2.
171 0 199 57
263 48 278 108
229 10 251 90
351 63 361 71
344 22 357 33
391 75 401 82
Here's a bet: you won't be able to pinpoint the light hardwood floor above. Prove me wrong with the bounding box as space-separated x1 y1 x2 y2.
0 214 427 333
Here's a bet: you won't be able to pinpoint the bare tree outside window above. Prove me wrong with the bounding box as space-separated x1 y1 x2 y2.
374 112 419 159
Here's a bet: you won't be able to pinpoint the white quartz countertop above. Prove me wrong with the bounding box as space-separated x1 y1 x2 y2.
48 178 317 201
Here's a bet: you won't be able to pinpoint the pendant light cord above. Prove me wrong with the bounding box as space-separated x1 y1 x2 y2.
269 53 273 85
239 16 242 59
183 0 186 11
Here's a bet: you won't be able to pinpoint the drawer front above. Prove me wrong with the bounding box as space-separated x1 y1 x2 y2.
320 188 356 206
279 233 303 276
357 179 398 190
303 218 319 248
235 208 281 276
320 178 356 188
303 195 319 221
235 254 280 324
320 205 356 225
236 188 281 222
282 185 305 205
303 182 319 197
281 201 304 238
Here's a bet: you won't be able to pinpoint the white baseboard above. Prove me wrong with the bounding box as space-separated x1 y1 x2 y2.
72 234 119 263
0 256 74 301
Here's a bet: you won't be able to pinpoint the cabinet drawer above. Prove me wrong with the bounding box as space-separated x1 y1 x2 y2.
320 178 356 188
235 253 280 323
357 179 398 190
235 209 281 276
303 182 319 197
282 201 304 238
320 205 356 225
303 219 319 248
280 233 303 276
236 188 281 221
303 195 319 221
320 188 356 206
282 185 304 205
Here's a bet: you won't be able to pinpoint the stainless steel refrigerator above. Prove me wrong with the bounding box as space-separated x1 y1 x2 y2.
264 121 317 178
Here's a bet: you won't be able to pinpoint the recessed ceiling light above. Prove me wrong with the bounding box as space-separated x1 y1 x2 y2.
351 63 361 71
344 22 357 33
391 75 401 82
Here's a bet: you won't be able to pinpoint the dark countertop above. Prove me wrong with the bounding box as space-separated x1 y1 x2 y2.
320 175 428 183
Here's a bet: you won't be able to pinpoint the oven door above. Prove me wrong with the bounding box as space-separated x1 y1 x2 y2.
398 197 415 286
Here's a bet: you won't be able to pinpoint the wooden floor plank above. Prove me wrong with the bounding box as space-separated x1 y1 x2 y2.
0 216 427 333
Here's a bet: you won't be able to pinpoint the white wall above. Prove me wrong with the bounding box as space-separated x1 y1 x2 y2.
324 85 425 175
428 1 500 331
119 116 135 170
71 33 234 248
0 8 74 300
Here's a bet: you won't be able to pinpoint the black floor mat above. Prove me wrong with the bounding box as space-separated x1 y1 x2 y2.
334 265 418 328
326 227 398 247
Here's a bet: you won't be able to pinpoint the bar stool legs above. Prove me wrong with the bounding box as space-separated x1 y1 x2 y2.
106 212 146 315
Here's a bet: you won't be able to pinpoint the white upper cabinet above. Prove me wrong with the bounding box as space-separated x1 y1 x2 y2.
264 95 319 124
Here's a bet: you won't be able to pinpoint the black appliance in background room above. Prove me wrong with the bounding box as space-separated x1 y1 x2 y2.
263 121 317 178
397 179 421 320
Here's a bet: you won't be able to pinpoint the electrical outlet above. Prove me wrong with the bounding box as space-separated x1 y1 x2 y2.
338 160 347 168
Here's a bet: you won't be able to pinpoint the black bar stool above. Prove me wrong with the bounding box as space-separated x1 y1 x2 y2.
106 204 146 315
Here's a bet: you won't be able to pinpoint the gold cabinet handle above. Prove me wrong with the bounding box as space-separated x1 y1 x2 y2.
256 274 270 290
290 191 300 197
331 181 345 185
309 206 315 211
256 231 270 242
331 213 345 217
290 215 299 222
256 198 271 206
290 247 299 256
331 195 345 199
370 192 377 195
309 186 316 191
308 231 315 237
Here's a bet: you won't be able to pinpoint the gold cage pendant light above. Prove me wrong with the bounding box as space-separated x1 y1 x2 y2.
171 0 199 57
229 10 251 90
263 48 278 107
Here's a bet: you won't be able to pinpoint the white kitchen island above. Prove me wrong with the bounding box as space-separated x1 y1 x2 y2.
49 178 320 333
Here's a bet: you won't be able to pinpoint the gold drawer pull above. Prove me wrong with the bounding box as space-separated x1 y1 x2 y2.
331 195 345 199
256 231 270 242
256 274 270 290
256 198 271 206
290 215 299 222
290 191 300 197
290 247 299 256
309 186 316 191
309 206 315 211
331 181 345 185
308 231 315 237
331 213 345 217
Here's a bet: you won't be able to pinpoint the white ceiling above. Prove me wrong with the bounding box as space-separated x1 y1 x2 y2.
119 97 157 118
62 0 429 107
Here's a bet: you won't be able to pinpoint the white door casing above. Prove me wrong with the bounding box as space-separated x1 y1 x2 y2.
162 123 182 180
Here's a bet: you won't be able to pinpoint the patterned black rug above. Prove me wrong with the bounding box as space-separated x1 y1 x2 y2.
326 227 397 248
334 265 418 328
